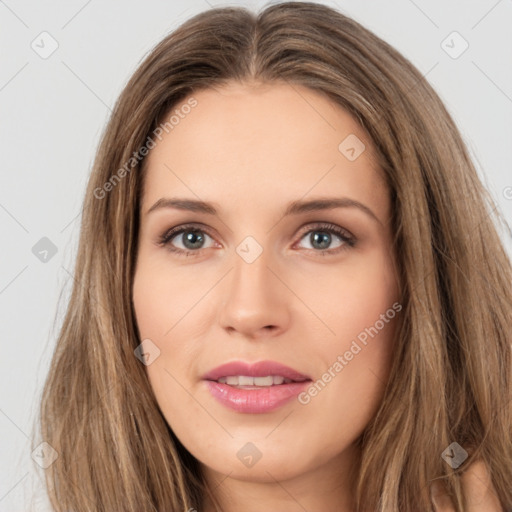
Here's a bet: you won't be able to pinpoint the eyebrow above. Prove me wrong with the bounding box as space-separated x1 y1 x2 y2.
146 197 381 225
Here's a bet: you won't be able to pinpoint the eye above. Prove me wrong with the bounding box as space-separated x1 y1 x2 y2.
294 222 356 255
158 223 216 257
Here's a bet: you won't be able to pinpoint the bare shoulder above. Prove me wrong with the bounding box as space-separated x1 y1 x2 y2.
431 459 504 512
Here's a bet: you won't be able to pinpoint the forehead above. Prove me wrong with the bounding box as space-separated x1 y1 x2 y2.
141 81 388 221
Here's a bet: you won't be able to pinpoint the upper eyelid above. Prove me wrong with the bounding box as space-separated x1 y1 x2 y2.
161 223 216 241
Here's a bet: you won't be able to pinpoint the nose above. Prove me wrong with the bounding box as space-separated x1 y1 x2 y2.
218 244 291 339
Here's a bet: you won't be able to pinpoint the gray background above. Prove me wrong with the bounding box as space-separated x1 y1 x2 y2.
1 0 511 510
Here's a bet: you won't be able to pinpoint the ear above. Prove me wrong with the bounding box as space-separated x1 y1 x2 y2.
431 460 504 512
430 479 455 512
459 459 503 511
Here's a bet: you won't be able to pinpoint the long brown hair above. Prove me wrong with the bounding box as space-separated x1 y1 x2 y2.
37 2 512 510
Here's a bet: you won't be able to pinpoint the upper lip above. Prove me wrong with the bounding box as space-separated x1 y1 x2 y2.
202 360 312 382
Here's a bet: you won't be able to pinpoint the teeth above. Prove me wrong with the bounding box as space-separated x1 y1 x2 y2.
239 375 255 386
255 376 274 386
216 375 293 386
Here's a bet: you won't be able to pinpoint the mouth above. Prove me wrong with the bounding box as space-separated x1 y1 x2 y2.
202 360 312 413
202 359 312 385
213 375 310 388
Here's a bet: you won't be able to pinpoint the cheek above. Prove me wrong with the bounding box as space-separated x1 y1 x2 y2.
296 249 400 435
132 267 202 439
294 314 398 465
132 258 197 340
305 246 399 345
132 259 204 399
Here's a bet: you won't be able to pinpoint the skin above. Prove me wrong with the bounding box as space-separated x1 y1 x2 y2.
131 81 501 511
431 461 504 511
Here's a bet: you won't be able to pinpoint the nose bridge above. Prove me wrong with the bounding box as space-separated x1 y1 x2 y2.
231 236 275 304
218 235 288 335
233 238 270 290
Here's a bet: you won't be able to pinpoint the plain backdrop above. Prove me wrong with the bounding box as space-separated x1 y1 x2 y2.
1 0 511 510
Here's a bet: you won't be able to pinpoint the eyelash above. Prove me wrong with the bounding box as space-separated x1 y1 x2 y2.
157 222 356 258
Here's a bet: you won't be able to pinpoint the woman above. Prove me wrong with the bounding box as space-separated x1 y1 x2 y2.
38 2 512 511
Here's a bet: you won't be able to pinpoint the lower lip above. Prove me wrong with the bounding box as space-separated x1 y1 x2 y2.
204 380 311 413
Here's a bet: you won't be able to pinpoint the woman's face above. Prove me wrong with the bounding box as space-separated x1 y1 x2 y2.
132 81 400 498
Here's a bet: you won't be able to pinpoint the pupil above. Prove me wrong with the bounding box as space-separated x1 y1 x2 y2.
184 230 204 249
312 232 330 249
